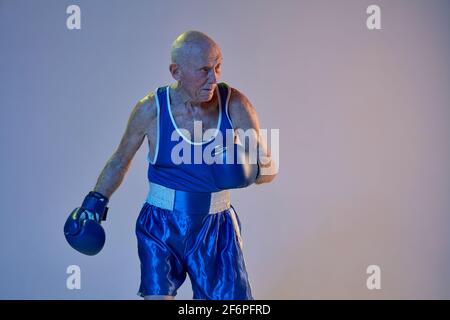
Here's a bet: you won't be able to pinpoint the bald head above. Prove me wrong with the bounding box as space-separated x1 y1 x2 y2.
169 31 223 103
171 31 220 65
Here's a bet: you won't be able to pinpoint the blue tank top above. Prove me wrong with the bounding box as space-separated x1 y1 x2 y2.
147 82 235 192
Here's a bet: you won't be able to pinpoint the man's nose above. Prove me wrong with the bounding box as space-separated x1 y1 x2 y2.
208 69 218 83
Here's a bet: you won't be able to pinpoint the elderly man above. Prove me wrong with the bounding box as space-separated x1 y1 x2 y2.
64 30 277 300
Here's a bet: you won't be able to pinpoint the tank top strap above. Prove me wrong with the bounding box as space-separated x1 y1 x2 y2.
217 82 234 132
159 86 178 143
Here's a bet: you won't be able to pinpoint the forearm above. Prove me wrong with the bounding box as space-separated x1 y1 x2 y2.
255 136 277 185
93 156 130 199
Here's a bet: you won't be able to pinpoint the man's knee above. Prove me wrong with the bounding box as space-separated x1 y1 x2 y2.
143 295 175 300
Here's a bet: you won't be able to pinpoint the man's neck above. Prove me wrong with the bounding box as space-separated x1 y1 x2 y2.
172 82 193 105
172 82 215 110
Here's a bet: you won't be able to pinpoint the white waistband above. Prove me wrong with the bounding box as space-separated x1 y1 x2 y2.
146 182 231 214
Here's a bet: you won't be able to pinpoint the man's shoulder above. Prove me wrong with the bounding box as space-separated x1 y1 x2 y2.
134 91 158 120
227 86 255 115
225 85 258 130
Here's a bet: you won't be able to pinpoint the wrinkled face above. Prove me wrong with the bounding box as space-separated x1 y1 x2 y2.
171 43 223 103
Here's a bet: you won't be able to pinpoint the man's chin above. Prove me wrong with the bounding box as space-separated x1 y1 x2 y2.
199 91 214 102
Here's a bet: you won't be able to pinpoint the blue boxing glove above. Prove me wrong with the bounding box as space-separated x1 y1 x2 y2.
64 191 109 256
212 143 260 190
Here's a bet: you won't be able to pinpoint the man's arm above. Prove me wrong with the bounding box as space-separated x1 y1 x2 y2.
228 88 277 184
93 94 156 198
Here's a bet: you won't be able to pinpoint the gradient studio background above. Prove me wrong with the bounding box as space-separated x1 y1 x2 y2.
1 0 449 299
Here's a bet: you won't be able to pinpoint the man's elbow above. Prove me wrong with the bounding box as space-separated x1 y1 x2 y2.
255 172 277 185
255 158 278 185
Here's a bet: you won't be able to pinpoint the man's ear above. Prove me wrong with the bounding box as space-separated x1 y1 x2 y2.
169 63 181 81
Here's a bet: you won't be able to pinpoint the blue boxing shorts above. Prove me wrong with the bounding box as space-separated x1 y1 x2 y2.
135 182 253 300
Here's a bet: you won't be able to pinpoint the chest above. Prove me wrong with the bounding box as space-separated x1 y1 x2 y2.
146 100 225 159
170 104 220 142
